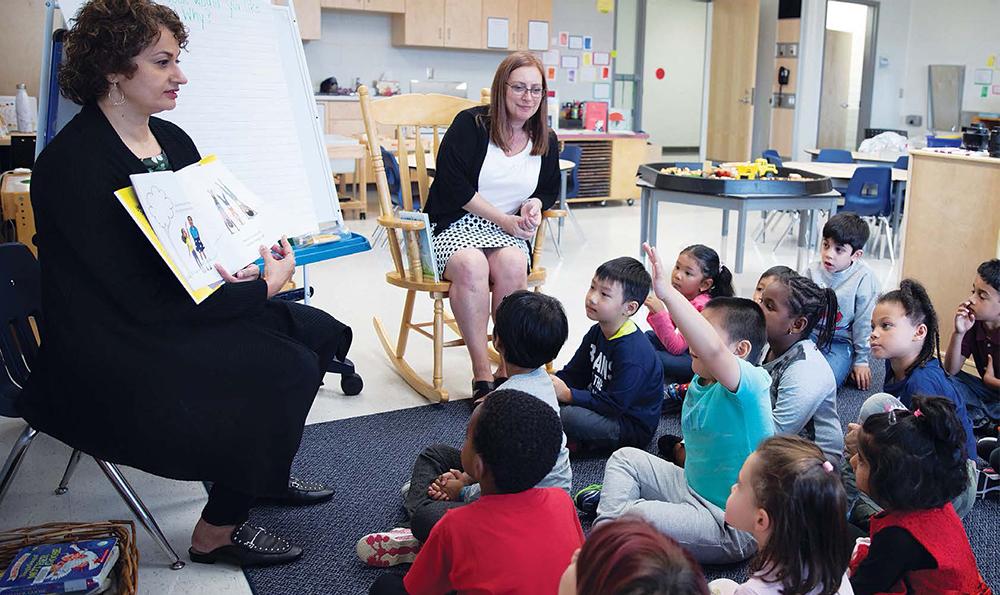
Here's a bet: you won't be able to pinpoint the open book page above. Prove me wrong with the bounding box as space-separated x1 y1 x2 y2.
122 156 266 302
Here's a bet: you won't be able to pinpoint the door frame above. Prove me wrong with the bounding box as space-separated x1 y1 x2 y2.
613 0 647 132
817 0 880 148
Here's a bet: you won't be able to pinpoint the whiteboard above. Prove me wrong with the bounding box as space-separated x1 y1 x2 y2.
53 0 339 237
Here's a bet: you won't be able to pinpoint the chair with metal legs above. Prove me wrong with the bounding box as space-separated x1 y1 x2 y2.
0 242 185 570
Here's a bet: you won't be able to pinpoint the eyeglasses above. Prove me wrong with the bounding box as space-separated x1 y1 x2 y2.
506 82 544 98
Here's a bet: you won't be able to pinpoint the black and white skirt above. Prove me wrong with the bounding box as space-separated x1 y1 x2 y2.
432 212 530 279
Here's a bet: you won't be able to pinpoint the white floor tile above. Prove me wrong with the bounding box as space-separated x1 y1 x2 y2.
0 196 898 594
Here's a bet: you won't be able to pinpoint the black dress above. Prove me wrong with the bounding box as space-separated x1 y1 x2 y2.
17 103 350 498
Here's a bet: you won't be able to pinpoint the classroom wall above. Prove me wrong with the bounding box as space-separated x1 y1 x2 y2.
302 0 616 105
640 0 707 148
0 0 49 99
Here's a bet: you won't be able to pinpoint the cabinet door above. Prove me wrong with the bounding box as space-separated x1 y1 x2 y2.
297 0 322 39
392 0 445 47
444 0 482 49
516 0 550 50
482 0 517 49
365 0 404 13
320 0 363 8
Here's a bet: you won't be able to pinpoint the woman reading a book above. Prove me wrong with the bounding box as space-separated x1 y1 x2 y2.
18 0 348 568
423 51 560 402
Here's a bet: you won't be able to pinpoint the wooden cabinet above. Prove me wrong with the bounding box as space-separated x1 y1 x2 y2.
515 0 550 50
365 0 404 13
320 0 362 8
297 0 322 40
444 0 482 49
482 0 517 49
392 0 445 46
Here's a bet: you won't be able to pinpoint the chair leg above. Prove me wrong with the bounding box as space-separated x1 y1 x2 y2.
771 214 797 253
881 216 895 264
0 425 37 507
55 449 84 495
94 459 185 570
433 297 444 392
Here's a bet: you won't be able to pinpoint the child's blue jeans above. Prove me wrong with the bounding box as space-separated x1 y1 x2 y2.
952 370 1000 425
645 330 694 385
814 333 853 387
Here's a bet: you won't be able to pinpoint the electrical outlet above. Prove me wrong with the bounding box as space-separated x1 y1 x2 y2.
906 115 922 126
787 43 798 57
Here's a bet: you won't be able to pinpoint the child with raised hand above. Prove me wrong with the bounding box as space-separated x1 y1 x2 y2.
805 213 880 390
864 278 978 516
644 244 735 410
759 270 844 463
944 258 1000 434
752 265 796 304
848 396 992 595
558 516 709 595
553 257 664 453
368 390 584 595
709 435 852 595
584 243 773 565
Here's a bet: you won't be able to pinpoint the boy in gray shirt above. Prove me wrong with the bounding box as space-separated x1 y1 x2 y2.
805 213 880 389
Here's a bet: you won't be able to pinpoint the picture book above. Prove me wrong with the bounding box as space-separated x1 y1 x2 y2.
0 538 119 594
116 155 268 304
397 210 439 282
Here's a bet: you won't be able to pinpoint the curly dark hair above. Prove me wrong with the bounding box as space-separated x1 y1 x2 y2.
493 290 568 370
857 396 969 510
771 270 839 352
59 0 188 105
472 389 562 494
877 278 940 376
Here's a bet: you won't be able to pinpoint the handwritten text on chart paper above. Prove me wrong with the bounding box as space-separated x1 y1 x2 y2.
168 0 262 31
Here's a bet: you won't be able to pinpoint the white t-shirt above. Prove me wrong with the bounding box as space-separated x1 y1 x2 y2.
710 570 854 595
477 140 542 215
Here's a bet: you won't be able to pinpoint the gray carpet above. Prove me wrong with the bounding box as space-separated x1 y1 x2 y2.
242 363 999 594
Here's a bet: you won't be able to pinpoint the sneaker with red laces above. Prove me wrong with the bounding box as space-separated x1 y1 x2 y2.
356 528 420 567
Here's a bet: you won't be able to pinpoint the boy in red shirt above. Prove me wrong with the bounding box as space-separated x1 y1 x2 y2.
368 389 584 595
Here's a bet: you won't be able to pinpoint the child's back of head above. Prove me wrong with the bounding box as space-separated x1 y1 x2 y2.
472 389 563 493
702 297 768 365
823 212 870 254
494 290 568 369
856 395 969 510
745 436 850 594
595 257 651 313
566 516 709 595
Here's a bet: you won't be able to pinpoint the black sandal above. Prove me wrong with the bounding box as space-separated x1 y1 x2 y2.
468 380 494 410
189 522 303 567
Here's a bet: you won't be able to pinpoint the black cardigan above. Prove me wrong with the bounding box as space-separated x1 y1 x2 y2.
423 105 560 235
18 102 349 496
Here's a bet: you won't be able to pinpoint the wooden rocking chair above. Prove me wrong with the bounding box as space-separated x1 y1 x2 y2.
358 85 564 402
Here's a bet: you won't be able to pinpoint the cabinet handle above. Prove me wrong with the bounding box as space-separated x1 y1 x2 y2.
439 27 443 40
447 27 451 40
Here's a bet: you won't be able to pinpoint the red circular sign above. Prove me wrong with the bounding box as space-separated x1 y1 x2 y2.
655 68 665 80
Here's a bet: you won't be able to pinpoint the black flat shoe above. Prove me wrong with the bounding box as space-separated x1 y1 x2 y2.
468 380 494 410
492 376 509 387
258 477 335 506
189 522 303 567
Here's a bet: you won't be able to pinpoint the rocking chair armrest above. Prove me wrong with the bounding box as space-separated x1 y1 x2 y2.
377 216 426 231
542 209 567 219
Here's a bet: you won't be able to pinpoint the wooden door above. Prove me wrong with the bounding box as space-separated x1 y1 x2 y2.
516 0 551 50
321 0 363 8
445 0 483 48
818 30 852 149
482 0 518 49
391 0 444 47
366 0 404 13
705 0 760 162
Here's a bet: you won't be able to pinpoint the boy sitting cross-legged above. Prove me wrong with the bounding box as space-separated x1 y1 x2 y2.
357 291 572 565
582 243 775 564
368 390 584 595
552 256 664 453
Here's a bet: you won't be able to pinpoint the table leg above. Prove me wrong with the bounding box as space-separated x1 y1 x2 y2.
302 264 311 306
649 191 660 255
558 170 567 247
891 180 905 256
796 209 811 272
721 208 730 263
734 207 747 274
639 187 651 261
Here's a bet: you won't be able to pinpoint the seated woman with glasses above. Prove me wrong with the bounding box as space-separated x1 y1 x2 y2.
422 51 560 402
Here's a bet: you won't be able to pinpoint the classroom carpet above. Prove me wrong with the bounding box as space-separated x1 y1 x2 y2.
241 364 1000 595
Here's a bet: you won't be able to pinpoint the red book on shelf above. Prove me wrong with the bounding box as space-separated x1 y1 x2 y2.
583 101 608 132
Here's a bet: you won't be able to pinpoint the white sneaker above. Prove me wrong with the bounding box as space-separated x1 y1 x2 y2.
400 480 411 497
356 528 420 567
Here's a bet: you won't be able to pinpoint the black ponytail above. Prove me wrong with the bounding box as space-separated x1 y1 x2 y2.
858 396 969 510
681 244 735 298
877 278 940 375
773 271 839 352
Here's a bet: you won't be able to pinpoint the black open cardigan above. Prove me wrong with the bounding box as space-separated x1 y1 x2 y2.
423 105 561 235
18 103 350 497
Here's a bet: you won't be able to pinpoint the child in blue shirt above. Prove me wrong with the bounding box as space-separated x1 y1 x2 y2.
587 244 774 564
552 257 664 453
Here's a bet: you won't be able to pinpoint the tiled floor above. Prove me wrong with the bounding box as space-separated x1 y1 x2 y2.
0 195 899 594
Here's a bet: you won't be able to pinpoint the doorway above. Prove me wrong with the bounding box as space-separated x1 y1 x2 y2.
818 0 877 151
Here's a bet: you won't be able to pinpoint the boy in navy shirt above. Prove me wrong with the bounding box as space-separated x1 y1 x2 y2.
552 257 664 453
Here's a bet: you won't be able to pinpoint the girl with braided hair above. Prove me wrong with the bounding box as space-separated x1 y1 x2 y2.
758 271 845 463
848 396 991 595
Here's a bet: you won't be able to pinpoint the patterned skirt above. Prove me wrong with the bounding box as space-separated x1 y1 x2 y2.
432 212 530 279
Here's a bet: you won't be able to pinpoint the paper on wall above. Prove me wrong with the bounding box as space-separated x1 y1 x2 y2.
566 69 577 84
486 17 509 49
580 67 597 82
593 83 611 100
974 68 993 85
582 52 592 66
593 52 610 66
584 36 593 50
559 31 569 46
569 35 583 50
528 21 549 51
561 55 579 69
546 67 557 81
542 49 560 66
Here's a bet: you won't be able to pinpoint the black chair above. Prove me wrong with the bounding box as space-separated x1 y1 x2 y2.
0 243 185 570
559 144 582 199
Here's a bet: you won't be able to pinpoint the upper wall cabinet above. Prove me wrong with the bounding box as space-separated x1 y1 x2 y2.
515 0 550 51
298 0 322 39
321 0 404 13
482 0 517 50
392 0 550 51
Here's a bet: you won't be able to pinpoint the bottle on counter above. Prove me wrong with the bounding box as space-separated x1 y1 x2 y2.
15 83 35 132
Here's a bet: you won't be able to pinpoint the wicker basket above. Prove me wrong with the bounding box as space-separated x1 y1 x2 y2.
0 520 139 595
